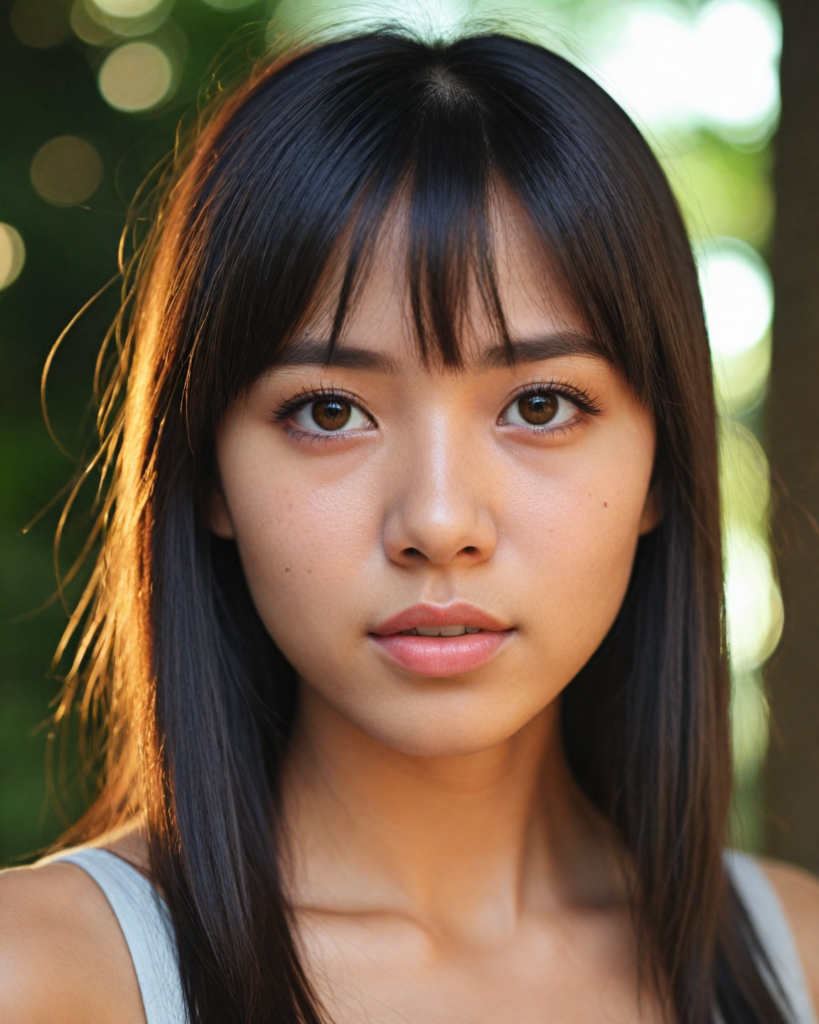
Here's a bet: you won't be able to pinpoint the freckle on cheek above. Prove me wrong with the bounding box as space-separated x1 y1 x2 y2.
604 502 608 508
284 567 290 573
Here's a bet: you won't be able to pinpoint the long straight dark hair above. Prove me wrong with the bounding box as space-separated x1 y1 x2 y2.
56 28 791 1024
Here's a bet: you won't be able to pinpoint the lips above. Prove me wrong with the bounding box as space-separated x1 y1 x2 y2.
371 601 510 636
369 602 514 677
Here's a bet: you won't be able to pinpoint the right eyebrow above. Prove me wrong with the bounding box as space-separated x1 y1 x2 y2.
270 338 399 373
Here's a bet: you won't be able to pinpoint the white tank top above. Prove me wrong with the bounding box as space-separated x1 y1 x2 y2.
51 847 816 1024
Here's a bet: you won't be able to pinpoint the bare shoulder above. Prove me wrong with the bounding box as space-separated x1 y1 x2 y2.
0 832 149 1024
759 856 819 1013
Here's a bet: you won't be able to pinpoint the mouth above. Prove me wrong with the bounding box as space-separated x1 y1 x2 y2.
397 625 482 636
369 602 514 677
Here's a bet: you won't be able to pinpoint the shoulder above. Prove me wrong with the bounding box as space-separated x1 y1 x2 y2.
759 856 819 1016
0 833 149 1024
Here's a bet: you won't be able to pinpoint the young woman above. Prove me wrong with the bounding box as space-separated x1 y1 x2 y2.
1 29 817 1024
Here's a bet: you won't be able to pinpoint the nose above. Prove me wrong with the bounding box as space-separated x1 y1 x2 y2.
382 420 498 568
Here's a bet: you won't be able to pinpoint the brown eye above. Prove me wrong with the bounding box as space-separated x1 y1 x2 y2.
516 392 558 425
502 390 575 431
311 399 351 431
291 396 371 434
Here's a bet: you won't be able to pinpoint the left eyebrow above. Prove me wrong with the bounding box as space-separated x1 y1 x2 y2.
482 332 603 368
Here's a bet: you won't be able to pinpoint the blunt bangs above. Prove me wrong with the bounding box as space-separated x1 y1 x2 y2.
171 31 707 459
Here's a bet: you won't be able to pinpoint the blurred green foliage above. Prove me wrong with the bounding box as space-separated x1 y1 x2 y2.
0 0 271 864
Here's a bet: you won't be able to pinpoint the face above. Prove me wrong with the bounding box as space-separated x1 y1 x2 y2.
210 205 658 758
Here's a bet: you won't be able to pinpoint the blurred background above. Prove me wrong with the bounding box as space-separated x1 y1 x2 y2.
1 0 816 869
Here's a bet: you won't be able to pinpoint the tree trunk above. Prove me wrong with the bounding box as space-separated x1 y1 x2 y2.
765 0 819 874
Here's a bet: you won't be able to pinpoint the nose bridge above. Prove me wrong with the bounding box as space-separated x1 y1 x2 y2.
383 409 496 566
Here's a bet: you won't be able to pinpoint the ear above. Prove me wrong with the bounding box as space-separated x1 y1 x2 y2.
205 482 236 540
638 478 664 536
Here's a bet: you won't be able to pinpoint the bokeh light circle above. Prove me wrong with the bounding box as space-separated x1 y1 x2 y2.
70 0 115 44
10 0 70 48
0 225 27 291
698 239 773 357
594 0 780 141
693 0 781 134
98 41 173 112
596 7 693 130
30 136 103 206
724 525 783 672
92 0 163 17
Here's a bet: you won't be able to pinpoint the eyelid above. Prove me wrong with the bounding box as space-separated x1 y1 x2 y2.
502 380 602 415
498 380 602 437
273 386 376 432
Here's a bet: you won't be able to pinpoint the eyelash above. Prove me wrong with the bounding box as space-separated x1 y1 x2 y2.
272 380 602 442
273 385 373 444
503 380 602 436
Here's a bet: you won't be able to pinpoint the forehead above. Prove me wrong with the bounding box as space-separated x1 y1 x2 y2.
290 194 594 369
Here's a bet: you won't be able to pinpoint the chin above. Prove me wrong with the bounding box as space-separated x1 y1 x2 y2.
348 692 544 759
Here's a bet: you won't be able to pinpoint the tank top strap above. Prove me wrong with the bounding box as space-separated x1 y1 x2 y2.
725 849 817 1024
51 848 187 1024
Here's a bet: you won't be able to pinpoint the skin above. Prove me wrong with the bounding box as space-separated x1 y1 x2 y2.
1 204 818 1023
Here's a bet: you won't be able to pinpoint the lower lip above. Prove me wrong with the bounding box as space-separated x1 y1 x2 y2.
370 631 514 677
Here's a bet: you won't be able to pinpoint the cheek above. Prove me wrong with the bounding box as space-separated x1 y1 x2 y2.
219 450 382 664
507 446 651 664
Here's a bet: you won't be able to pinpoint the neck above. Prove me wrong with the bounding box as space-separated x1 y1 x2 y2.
281 684 623 944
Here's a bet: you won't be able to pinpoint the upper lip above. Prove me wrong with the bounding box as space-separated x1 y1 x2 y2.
371 602 511 636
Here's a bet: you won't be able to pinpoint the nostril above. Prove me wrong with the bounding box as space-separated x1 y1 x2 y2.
404 547 422 558
461 546 478 555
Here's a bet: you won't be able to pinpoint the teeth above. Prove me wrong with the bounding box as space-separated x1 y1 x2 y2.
399 626 482 637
